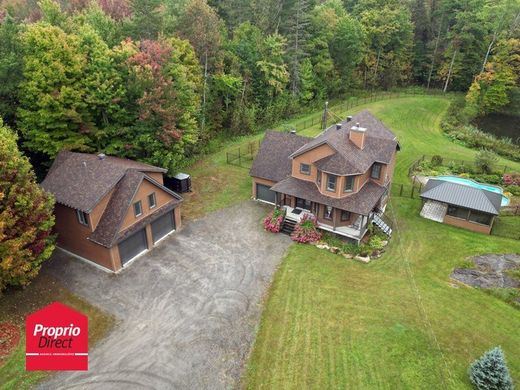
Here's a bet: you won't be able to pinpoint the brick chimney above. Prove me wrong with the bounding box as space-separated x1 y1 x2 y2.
349 122 366 149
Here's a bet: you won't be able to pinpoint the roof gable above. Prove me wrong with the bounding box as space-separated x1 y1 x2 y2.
41 151 167 212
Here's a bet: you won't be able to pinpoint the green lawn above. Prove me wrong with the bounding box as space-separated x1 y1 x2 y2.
238 96 520 389
0 273 114 389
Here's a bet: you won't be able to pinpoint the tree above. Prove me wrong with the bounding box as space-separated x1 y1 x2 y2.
0 120 55 292
18 23 89 158
329 14 365 88
475 149 499 173
177 0 224 132
469 346 514 390
128 0 163 39
0 14 23 126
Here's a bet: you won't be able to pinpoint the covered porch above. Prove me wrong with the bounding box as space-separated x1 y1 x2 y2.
277 195 370 242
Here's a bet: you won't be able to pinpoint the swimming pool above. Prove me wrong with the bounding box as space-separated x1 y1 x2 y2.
434 176 510 206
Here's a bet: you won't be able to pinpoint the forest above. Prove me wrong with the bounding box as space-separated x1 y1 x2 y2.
0 0 519 174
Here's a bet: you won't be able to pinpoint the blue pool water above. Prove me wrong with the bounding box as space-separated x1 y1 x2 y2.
435 176 510 206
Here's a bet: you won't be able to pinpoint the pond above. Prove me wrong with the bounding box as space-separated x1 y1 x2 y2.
473 113 520 145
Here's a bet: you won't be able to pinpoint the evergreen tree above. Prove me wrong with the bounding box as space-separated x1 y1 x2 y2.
0 120 55 292
469 346 514 390
0 14 23 126
129 0 163 39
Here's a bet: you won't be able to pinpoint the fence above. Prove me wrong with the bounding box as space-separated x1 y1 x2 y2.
277 89 444 134
408 154 512 177
226 140 261 168
391 179 424 199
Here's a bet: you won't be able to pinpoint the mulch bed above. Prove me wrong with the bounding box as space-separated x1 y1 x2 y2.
0 322 20 367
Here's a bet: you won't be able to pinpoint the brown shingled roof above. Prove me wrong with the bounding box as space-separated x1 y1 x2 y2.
89 171 182 248
290 110 398 175
249 131 311 182
270 176 387 215
41 151 166 212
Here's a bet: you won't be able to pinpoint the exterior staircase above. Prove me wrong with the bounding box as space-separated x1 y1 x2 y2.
372 212 392 237
281 218 297 235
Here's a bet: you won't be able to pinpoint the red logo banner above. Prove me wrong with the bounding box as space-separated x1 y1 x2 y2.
25 302 88 371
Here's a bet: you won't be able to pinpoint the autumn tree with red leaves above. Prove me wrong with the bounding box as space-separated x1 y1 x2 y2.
0 120 55 292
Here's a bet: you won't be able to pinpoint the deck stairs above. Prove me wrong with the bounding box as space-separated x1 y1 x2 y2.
281 217 297 235
372 211 392 237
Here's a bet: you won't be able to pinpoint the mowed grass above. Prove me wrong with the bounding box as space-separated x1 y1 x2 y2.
244 198 520 389
0 273 114 389
240 97 520 389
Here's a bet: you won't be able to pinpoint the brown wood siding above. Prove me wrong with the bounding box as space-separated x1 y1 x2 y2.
292 144 335 182
120 179 176 232
54 204 117 271
145 171 164 185
443 215 493 234
89 188 114 231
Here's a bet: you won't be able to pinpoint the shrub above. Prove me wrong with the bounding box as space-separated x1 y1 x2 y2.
470 174 503 185
263 208 284 233
503 173 520 186
469 346 514 390
290 214 322 243
475 149 499 174
0 120 55 292
368 235 385 251
431 155 443 167
504 185 520 196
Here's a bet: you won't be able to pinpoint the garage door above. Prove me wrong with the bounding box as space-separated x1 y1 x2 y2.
119 228 148 266
256 183 276 204
151 212 175 244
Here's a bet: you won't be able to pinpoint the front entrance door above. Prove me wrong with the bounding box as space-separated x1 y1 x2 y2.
296 198 312 210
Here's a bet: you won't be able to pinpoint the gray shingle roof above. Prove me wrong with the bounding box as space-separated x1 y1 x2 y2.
41 151 166 212
270 176 386 215
289 110 398 175
249 131 311 182
420 179 502 215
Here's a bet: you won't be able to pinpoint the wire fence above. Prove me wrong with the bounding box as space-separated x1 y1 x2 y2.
226 140 261 168
276 89 445 134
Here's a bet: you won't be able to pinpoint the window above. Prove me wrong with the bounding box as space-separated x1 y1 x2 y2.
344 176 355 192
296 198 311 210
371 163 382 179
327 174 337 191
340 210 350 221
76 210 89 226
447 205 470 220
323 206 333 220
300 163 311 175
468 211 493 225
148 192 156 209
134 200 143 217
316 170 322 186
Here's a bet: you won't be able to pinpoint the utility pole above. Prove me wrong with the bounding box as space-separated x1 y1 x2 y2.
321 101 328 130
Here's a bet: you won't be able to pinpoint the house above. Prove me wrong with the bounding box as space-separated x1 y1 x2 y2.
419 179 502 234
41 151 182 272
250 110 399 242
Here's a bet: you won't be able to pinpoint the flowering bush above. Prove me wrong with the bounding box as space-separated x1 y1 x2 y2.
263 208 284 233
503 173 520 186
290 214 322 243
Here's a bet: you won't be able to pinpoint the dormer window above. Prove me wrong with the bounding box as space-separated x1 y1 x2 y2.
327 174 337 192
371 163 382 180
344 176 354 192
77 210 89 226
300 163 311 175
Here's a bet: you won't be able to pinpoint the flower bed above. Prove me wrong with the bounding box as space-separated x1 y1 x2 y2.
290 214 322 243
314 227 389 263
263 208 285 233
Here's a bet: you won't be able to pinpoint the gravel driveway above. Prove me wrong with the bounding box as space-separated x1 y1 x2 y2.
40 201 291 390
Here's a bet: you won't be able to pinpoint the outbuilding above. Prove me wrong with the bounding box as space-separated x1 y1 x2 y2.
419 179 502 234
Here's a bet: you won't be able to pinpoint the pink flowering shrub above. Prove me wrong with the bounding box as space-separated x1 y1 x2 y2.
291 214 322 243
263 208 285 233
503 173 520 186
